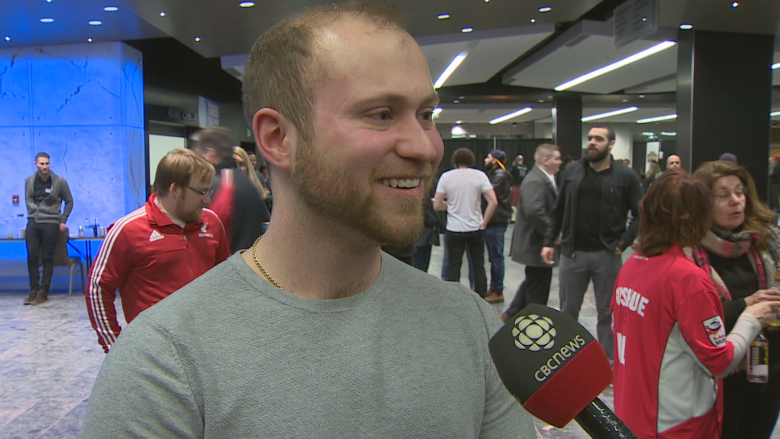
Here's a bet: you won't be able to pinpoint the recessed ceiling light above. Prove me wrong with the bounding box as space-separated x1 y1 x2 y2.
46 0 52 2
636 114 678 124
731 2 739 7
642 17 647 22
661 132 677 136
461 27 473 33
4 36 10 41
453 100 460 103
459 95 465 99
89 20 102 26
40 18 54 23
484 0 489 2
538 99 544 103
643 132 655 136
539 6 552 13
772 63 780 69
490 107 533 124
239 1 255 7
771 111 780 117
159 11 166 17
622 99 628 102
456 120 463 124
530 18 536 23
104 6 118 12
432 107 443 117
194 37 201 42
639 94 645 98
581 106 638 122
680 24 693 30
437 14 450 20
88 38 93 43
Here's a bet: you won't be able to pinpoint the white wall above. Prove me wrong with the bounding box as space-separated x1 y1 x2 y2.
148 135 186 188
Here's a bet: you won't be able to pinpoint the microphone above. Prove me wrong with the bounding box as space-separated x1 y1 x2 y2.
489 303 637 439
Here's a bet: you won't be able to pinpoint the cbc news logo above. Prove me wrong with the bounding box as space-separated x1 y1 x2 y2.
512 314 556 351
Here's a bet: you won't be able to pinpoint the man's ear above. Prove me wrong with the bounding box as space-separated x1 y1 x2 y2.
253 108 297 172
169 182 181 199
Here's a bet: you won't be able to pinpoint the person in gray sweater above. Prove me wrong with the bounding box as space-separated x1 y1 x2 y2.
81 3 535 437
24 152 73 305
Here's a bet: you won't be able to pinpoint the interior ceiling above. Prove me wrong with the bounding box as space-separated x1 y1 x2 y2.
3 0 780 128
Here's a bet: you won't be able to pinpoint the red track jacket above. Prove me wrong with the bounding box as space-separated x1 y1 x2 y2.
86 195 230 353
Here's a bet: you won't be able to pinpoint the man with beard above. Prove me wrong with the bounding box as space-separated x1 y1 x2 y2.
541 126 642 362
191 126 271 252
81 3 535 438
85 149 230 354
481 149 512 304
23 152 73 306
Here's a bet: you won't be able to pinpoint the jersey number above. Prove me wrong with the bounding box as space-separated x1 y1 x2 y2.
616 332 627 365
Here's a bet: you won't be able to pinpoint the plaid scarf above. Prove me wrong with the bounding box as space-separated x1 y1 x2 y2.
682 228 774 301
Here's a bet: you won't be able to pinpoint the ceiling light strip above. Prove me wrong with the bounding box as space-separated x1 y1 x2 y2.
581 106 638 122
489 107 533 124
434 53 467 89
555 41 677 91
636 113 678 124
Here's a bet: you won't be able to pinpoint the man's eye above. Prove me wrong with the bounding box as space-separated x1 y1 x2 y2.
420 111 433 121
370 110 391 121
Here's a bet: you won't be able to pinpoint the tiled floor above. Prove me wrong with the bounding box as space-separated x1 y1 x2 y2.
0 224 778 438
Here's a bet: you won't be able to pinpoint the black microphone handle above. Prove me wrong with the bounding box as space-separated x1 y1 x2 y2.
573 397 638 439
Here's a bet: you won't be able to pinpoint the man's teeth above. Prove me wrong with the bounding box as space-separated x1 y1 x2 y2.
381 178 420 188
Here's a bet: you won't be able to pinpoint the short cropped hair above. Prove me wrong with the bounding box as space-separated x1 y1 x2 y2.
452 148 475 168
242 1 404 144
534 143 559 162
634 170 713 257
154 148 215 196
590 125 615 142
190 127 236 162
693 160 775 249
35 152 50 161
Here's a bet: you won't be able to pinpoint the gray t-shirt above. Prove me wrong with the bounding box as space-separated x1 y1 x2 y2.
82 252 535 438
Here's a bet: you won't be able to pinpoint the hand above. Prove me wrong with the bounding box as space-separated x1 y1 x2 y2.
743 300 780 327
614 247 622 254
59 223 67 232
541 246 555 265
744 289 780 306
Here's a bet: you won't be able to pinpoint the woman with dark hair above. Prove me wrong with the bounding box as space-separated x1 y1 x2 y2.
693 160 780 439
611 170 780 439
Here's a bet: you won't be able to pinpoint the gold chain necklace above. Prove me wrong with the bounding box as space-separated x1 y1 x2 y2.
251 235 284 290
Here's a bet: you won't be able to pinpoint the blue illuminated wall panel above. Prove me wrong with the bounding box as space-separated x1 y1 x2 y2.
0 42 143 260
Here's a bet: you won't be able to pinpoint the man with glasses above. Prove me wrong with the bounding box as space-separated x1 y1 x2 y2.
191 126 271 252
85 148 230 353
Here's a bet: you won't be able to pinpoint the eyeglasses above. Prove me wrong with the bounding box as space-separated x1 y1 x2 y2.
186 186 214 198
713 187 747 202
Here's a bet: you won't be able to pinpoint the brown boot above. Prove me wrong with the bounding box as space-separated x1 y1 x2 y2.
484 289 504 304
30 289 48 306
23 289 39 305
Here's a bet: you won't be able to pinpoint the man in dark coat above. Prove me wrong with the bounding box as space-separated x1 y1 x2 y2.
191 127 271 252
502 144 561 322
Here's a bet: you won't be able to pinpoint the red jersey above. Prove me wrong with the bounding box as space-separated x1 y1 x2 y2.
86 195 230 353
611 245 735 439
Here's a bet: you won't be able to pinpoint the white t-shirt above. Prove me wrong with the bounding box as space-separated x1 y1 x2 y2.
436 168 493 232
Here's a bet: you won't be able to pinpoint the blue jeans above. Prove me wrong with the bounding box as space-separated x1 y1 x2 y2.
483 222 507 292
